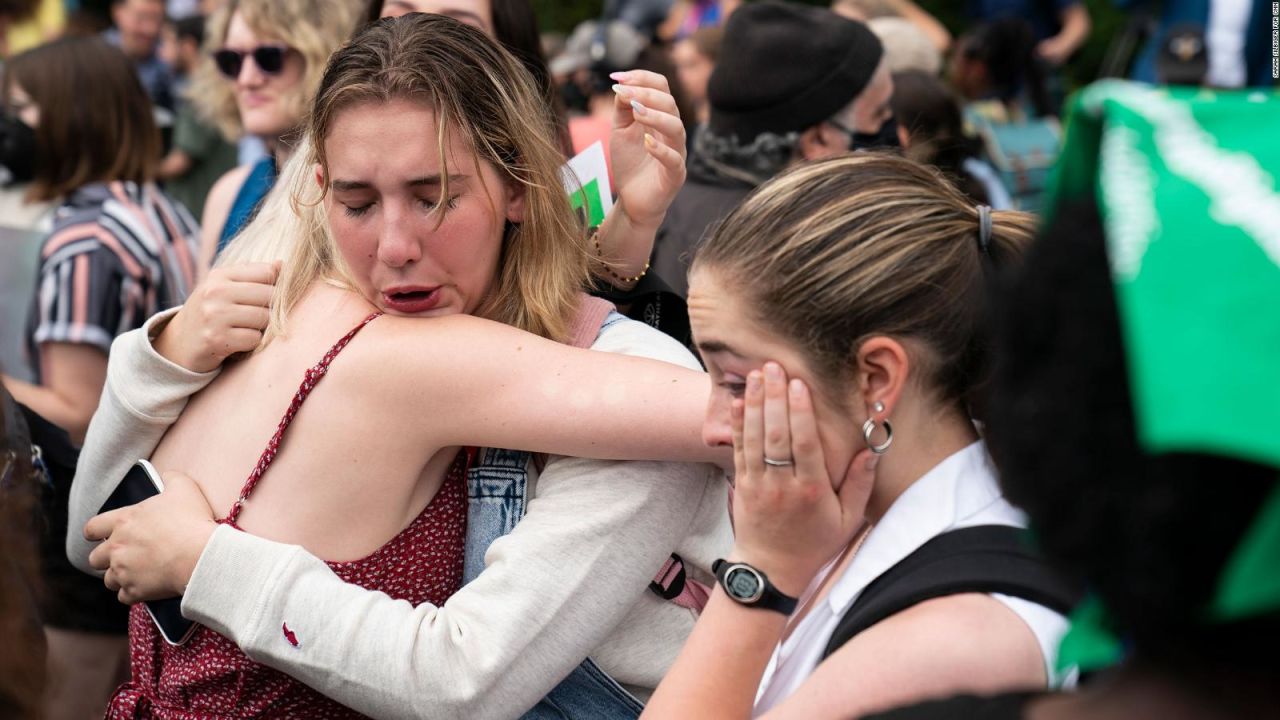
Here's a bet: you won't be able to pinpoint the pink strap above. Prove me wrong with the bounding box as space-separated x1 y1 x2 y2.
567 294 616 349
224 312 382 525
652 554 712 612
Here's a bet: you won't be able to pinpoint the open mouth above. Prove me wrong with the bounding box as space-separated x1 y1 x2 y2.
391 290 432 301
382 287 442 314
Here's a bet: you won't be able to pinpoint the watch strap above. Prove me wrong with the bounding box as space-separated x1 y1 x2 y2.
713 558 799 615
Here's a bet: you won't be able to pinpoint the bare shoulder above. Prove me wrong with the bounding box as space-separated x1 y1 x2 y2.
773 594 1048 719
856 593 1047 687
328 313 505 389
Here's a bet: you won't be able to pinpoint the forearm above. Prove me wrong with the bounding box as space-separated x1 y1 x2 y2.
184 458 714 720
2 375 93 444
593 204 659 291
1052 5 1091 55
67 310 219 572
887 0 952 51
643 589 784 719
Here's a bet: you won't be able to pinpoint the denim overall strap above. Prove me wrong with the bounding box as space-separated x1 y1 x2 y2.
463 447 531 584
464 310 650 719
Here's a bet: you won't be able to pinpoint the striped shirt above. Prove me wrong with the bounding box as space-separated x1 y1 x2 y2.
26 181 200 378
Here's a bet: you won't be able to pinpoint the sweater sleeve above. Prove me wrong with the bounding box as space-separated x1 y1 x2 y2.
66 308 221 574
180 317 721 720
184 459 716 720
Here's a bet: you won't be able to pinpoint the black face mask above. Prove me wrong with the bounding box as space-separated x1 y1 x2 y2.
0 113 37 186
850 116 900 152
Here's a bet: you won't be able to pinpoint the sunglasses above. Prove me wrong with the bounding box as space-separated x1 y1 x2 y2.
212 45 290 80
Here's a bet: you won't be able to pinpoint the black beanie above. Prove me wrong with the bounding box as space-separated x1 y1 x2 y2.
707 1 884 141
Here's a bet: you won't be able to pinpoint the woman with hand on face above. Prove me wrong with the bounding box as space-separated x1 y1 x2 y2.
643 153 1078 719
194 0 363 268
78 15 728 720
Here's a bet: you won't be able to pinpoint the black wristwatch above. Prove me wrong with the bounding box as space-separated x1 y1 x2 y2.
712 559 799 615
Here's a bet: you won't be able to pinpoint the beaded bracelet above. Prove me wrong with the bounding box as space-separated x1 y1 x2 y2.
592 229 649 284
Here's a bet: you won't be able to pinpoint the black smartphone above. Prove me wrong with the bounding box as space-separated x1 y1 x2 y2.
98 459 198 646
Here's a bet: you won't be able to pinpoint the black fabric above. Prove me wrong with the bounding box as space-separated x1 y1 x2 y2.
650 178 753 301
707 1 883 141
821 525 1081 661
23 404 129 634
861 691 1038 720
592 271 693 349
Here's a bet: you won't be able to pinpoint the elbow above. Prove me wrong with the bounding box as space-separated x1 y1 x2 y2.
65 410 94 447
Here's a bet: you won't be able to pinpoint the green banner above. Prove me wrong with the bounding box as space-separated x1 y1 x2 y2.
1054 82 1280 470
1049 84 1280 668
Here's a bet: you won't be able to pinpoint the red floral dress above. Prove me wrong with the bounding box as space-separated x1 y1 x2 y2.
106 313 468 719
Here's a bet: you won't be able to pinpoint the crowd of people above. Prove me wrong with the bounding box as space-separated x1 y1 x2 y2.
0 1 1275 719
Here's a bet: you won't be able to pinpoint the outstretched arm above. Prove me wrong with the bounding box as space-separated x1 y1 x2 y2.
356 312 718 463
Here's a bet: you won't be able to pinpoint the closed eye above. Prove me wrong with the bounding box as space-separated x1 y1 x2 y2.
420 196 460 212
719 381 746 398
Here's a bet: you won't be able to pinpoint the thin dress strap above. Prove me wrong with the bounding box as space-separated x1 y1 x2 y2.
224 312 382 525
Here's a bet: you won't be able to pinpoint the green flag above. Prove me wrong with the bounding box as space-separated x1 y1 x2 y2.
1053 82 1280 469
1049 82 1280 669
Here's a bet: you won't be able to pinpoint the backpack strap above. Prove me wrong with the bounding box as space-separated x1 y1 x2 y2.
821 524 1081 661
650 553 711 612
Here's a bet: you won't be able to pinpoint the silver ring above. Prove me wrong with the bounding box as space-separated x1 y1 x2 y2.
763 456 794 467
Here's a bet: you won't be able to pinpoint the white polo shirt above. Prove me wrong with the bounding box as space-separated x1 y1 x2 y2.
753 441 1071 715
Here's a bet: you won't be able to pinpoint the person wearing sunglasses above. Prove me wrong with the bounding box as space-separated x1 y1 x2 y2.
189 0 364 273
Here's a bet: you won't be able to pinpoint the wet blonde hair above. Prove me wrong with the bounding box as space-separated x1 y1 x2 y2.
189 0 363 141
694 152 1035 416
221 14 589 344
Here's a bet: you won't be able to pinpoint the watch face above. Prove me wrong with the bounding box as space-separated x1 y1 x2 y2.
725 566 764 602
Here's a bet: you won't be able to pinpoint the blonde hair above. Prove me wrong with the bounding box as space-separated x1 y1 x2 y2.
222 14 589 345
189 0 363 141
694 152 1036 415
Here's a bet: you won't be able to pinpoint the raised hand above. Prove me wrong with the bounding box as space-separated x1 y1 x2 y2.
608 69 687 234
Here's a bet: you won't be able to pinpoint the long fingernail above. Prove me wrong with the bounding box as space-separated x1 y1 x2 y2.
630 99 648 116
644 133 656 149
610 71 630 82
612 84 630 98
